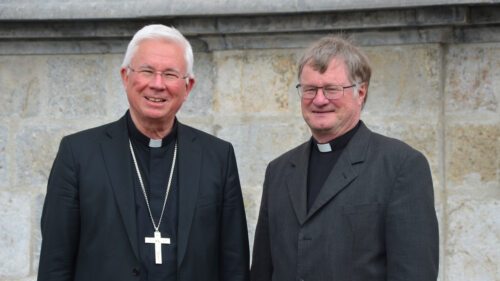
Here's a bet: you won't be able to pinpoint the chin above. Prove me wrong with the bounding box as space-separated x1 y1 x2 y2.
311 121 336 130
141 112 167 121
312 127 334 134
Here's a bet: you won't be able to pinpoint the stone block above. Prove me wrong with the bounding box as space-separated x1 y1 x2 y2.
211 7 468 35
180 52 214 116
445 44 499 114
0 56 43 118
15 125 81 187
446 123 499 184
0 39 128 56
0 125 7 189
445 197 500 281
434 202 445 281
363 45 442 117
0 191 31 278
45 55 107 118
31 193 45 275
175 116 216 136
103 54 129 120
4 276 37 281
241 185 262 252
213 49 300 114
216 117 310 186
0 1 492 21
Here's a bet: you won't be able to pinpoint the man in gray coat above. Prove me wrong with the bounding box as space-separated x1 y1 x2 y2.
250 36 439 281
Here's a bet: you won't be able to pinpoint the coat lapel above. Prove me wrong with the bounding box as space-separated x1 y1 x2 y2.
305 154 357 219
286 142 310 225
100 115 139 260
176 123 202 267
305 122 372 221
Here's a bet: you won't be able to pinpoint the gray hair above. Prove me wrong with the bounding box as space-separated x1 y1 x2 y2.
298 36 371 102
121 24 194 78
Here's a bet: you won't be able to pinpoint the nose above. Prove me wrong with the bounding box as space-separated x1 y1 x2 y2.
312 88 330 106
149 73 166 90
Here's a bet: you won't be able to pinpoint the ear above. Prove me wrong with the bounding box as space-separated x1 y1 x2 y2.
357 82 368 105
120 67 129 88
183 77 196 101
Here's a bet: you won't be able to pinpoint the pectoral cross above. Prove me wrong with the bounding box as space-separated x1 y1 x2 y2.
145 231 171 264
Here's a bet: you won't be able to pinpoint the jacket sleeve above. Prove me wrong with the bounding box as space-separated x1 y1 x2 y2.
38 137 80 281
220 144 250 281
250 164 273 281
386 150 439 281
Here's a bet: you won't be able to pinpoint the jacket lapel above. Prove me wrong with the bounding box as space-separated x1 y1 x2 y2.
286 142 310 225
306 122 372 221
100 115 140 260
176 123 202 267
305 154 357 219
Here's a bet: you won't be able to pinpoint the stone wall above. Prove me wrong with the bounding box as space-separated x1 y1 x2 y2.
0 3 499 281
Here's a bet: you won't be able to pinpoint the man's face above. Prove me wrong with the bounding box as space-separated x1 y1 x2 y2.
121 39 194 126
300 58 366 142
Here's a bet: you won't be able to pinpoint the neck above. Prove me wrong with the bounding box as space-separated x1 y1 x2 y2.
313 132 340 144
130 113 174 139
312 120 359 143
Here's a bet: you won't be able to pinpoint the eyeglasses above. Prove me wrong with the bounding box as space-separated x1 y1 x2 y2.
296 84 357 100
128 66 188 82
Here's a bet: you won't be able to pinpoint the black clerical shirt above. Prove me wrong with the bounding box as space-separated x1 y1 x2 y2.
127 112 178 281
307 122 360 211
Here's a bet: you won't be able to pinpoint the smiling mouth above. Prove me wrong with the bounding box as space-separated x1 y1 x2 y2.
145 97 166 103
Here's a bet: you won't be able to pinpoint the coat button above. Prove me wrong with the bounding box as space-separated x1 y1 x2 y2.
132 267 140 276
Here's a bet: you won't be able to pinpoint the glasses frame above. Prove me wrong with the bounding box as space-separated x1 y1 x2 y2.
127 66 188 83
296 83 357 100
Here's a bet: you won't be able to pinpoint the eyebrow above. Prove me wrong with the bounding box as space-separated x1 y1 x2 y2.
137 64 181 73
301 83 347 87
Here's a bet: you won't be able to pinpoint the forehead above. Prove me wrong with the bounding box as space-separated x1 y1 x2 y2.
132 39 186 69
301 58 349 83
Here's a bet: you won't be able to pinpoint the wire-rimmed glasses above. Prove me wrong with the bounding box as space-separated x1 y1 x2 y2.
296 84 357 100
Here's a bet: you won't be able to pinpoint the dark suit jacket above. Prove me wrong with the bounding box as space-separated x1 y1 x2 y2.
251 122 439 281
38 114 250 281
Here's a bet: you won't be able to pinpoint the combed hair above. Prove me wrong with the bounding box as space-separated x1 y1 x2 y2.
298 36 372 103
121 24 194 78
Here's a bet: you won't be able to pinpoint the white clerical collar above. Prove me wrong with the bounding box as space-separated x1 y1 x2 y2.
149 139 162 148
317 142 332 153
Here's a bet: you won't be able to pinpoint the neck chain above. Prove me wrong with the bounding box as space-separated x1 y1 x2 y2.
129 139 177 232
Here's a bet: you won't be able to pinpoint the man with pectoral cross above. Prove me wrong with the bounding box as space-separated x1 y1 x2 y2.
38 24 250 281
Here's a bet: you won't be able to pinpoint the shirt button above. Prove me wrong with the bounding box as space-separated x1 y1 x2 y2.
132 267 140 276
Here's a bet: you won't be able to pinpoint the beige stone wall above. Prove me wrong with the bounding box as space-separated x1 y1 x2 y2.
0 42 498 280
